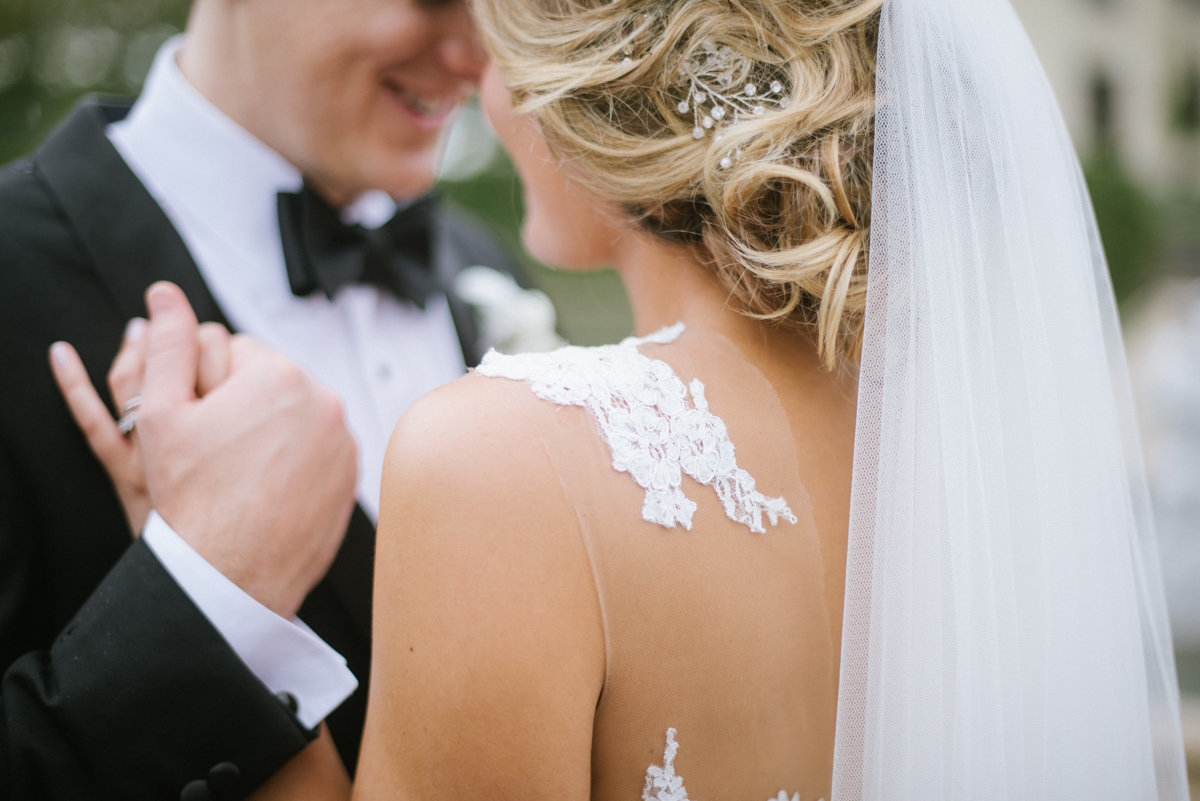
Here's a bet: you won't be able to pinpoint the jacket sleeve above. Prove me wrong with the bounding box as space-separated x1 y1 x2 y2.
0 449 318 800
0 160 320 801
0 474 319 801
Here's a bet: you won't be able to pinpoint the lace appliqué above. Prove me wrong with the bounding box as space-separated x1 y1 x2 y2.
475 324 796 533
643 728 689 801
643 729 817 801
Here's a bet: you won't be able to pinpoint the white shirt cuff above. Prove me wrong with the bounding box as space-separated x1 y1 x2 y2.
141 511 359 729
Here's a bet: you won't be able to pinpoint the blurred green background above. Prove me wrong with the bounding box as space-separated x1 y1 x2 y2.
2 0 1198 683
0 0 188 164
5 0 1195 341
0 0 634 346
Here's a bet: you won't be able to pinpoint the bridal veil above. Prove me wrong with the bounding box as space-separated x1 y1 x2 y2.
834 0 1190 797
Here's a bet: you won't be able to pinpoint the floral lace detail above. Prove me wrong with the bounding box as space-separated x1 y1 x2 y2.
643 729 816 801
475 324 796 533
643 729 689 801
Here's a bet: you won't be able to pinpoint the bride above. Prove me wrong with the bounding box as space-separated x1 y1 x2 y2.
69 0 1189 797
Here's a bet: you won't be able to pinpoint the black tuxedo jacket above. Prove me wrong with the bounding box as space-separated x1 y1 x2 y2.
0 98 517 801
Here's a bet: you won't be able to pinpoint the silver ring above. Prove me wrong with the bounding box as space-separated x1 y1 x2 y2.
117 411 138 435
117 396 141 436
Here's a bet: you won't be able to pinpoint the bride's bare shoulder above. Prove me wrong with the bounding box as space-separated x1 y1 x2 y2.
367 372 603 796
379 369 584 544
386 370 559 482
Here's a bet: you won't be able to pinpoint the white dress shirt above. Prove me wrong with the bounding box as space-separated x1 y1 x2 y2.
107 37 468 727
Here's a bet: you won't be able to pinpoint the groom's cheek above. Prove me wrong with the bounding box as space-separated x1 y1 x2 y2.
222 0 480 201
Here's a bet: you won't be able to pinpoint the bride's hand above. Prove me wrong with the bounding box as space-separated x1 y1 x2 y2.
49 317 233 535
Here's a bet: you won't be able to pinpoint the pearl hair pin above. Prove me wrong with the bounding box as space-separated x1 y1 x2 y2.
675 42 786 144
607 6 789 170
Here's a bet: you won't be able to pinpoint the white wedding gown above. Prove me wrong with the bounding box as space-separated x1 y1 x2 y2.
463 0 1190 795
476 323 854 801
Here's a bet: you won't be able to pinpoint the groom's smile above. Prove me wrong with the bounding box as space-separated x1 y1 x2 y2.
181 0 484 206
383 78 467 128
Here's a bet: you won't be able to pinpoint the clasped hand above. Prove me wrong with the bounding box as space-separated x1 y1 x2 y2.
49 282 358 619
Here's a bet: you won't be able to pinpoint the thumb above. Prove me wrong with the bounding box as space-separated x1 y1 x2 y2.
142 282 201 410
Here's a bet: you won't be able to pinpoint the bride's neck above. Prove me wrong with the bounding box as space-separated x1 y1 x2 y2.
612 233 782 346
613 234 734 336
611 230 828 378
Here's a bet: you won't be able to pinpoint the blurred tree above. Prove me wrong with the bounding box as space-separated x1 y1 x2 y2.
1172 59 1200 137
0 0 1165 336
1083 148 1161 304
0 0 190 164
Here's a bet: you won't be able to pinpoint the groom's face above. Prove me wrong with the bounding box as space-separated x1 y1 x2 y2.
237 0 483 204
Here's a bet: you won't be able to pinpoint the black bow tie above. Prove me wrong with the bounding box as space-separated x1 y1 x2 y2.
277 185 441 308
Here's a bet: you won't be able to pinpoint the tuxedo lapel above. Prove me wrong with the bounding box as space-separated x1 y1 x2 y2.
33 99 228 327
432 205 521 367
28 100 519 663
34 101 498 368
437 250 483 368
31 98 378 654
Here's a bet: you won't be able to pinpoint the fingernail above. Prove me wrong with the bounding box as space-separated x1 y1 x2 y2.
124 318 147 342
145 282 175 316
49 341 72 369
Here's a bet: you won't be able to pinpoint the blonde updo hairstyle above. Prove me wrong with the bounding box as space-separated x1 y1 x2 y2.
472 0 881 367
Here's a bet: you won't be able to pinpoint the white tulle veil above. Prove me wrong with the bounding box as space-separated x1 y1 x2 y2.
831 0 1190 797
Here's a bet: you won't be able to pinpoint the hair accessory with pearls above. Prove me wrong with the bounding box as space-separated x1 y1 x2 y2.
674 42 786 143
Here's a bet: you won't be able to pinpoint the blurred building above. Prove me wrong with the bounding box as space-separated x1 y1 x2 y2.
1010 2 1200 678
1012 0 1200 194
1014 11 1200 786
1126 280 1200 648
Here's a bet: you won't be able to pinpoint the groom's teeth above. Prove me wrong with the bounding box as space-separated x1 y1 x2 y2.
396 89 451 118
412 98 440 115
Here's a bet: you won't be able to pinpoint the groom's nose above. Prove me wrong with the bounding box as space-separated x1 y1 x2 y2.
436 4 488 83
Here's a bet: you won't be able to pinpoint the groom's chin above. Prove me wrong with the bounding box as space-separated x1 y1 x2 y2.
373 150 440 201
326 133 441 202
361 114 456 199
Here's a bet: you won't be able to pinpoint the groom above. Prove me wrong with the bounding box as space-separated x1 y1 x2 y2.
0 0 518 798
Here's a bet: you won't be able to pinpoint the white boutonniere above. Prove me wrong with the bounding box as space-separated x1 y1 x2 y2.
455 265 566 354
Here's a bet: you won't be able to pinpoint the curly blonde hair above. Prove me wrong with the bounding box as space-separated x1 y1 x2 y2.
472 0 881 367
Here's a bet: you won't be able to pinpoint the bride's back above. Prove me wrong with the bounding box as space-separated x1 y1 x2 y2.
377 1 878 796
476 322 857 800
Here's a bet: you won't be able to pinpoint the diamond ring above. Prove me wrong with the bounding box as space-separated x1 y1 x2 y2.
117 395 142 436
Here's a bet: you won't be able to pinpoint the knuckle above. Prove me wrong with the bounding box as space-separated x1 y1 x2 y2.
197 322 228 340
107 361 132 393
136 396 169 430
320 389 345 422
269 356 306 393
197 325 232 355
322 395 353 439
145 324 187 358
196 329 218 350
228 333 253 355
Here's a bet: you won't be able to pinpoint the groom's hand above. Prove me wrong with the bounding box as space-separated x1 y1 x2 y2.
138 282 357 618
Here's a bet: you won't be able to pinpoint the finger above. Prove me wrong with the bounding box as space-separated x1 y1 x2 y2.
225 333 276 377
49 341 131 469
141 282 201 411
196 323 232 396
214 335 307 412
107 317 148 411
